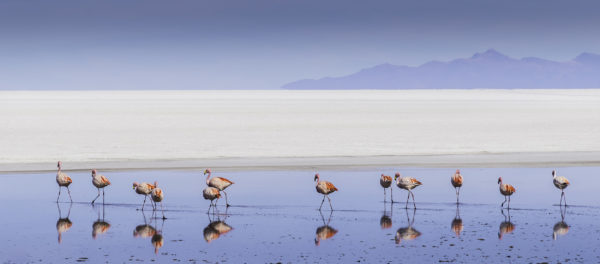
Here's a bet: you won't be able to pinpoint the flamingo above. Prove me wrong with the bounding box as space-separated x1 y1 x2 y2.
56 161 73 203
151 181 166 219
91 169 111 205
552 169 570 206
380 174 393 202
451 169 463 204
497 177 516 208
315 210 338 246
203 187 221 213
314 173 338 211
204 169 234 207
133 182 156 210
394 172 422 209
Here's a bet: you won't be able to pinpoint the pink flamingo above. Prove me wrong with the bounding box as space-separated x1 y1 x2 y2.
56 161 73 202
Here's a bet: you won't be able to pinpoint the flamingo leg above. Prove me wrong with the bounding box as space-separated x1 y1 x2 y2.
327 195 333 211
142 195 147 210
319 195 326 211
223 190 231 207
102 188 105 204
57 187 61 203
410 191 416 208
67 186 73 202
161 202 166 219
391 187 394 204
405 191 410 209
91 188 100 205
501 196 507 208
456 187 460 204
383 188 386 203
508 196 511 208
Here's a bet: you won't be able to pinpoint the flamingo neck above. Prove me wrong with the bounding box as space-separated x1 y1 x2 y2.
315 175 320 185
205 173 211 185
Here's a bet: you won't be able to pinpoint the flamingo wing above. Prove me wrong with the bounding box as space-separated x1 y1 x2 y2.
215 177 234 185
324 181 338 192
100 175 111 185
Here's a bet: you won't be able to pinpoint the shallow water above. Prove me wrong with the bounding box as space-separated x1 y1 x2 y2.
2 166 600 263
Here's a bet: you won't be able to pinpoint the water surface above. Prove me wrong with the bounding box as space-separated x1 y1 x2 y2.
1 166 599 263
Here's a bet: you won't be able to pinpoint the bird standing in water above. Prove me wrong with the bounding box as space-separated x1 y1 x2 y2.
498 177 516 208
451 169 463 204
133 182 156 210
552 169 570 206
203 187 221 213
151 181 166 219
91 169 111 205
314 173 338 211
204 168 234 207
380 174 393 203
56 161 73 203
394 173 422 209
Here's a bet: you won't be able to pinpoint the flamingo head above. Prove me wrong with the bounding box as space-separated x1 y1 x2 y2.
394 172 400 180
497 177 502 184
204 168 211 175
456 169 460 174
57 161 62 168
552 170 556 177
132 182 139 190
314 173 319 182
91 169 97 176
154 181 158 187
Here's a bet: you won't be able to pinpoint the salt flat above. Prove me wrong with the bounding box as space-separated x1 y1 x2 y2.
1 90 599 171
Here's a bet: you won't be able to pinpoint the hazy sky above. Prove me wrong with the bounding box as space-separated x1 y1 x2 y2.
1 0 600 90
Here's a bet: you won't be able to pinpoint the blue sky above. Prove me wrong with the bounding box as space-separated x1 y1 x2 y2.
1 0 600 89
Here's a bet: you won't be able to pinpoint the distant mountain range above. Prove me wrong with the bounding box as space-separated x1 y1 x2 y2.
282 49 600 89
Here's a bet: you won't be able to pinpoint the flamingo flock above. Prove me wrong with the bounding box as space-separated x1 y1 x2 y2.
54 161 573 216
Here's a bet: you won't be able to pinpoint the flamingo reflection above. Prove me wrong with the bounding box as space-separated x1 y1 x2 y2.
315 210 338 245
92 203 110 239
498 208 515 240
451 204 463 237
56 203 73 244
203 208 233 243
553 206 570 240
380 202 392 229
395 208 421 244
134 211 157 239
151 213 165 254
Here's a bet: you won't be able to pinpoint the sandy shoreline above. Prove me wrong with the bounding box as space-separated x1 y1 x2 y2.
2 151 599 173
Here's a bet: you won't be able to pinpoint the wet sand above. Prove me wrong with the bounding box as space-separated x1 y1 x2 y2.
1 166 599 263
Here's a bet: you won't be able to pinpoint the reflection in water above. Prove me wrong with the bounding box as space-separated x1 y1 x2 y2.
56 203 73 244
152 213 165 254
133 211 166 254
498 208 515 240
451 204 463 237
380 203 392 229
553 206 570 240
203 209 233 243
134 211 157 238
395 208 421 244
315 210 337 246
92 203 111 239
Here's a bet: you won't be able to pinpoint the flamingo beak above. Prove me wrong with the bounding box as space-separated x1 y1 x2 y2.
314 175 317 181
497 178 501 184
